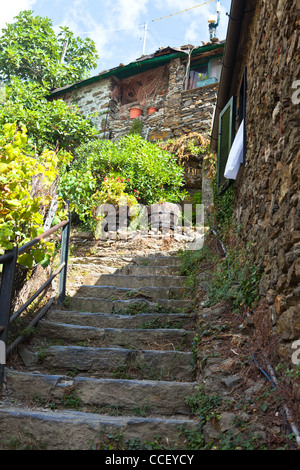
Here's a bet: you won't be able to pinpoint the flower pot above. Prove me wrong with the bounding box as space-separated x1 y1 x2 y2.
147 106 158 115
129 107 143 119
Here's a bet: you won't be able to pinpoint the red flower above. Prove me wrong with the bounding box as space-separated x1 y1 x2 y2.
127 179 130 181
138 197 141 200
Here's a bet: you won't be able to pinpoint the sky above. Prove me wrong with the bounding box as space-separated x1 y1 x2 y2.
0 0 232 77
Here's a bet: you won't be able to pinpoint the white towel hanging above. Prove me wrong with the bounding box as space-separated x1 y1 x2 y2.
224 119 244 180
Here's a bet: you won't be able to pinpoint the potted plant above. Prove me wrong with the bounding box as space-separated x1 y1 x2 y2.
129 106 143 119
147 105 158 115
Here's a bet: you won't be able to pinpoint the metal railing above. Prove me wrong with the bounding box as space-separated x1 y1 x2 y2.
0 214 70 384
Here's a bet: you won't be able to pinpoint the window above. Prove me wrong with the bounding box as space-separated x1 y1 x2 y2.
217 96 236 191
217 68 247 192
188 64 208 89
209 57 222 82
188 56 222 89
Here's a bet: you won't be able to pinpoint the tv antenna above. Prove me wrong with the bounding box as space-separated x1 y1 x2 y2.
208 1 221 40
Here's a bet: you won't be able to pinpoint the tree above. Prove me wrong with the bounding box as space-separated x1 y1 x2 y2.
0 78 99 153
0 10 99 89
0 122 69 267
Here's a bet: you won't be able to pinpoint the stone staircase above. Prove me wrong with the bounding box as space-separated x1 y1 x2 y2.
0 242 199 450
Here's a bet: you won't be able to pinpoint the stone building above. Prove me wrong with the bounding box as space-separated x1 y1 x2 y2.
50 41 224 194
210 0 300 361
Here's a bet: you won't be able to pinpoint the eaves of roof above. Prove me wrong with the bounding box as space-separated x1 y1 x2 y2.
210 0 256 152
49 41 225 98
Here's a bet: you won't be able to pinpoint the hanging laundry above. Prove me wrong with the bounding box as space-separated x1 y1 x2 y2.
224 119 244 180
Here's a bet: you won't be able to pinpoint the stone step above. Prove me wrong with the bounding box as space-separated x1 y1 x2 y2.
68 273 187 288
135 256 182 266
68 264 119 276
67 285 188 301
69 255 182 267
119 265 180 276
67 297 191 314
0 406 198 450
67 261 182 279
19 345 194 382
35 320 194 351
46 309 196 330
69 265 181 277
6 370 197 417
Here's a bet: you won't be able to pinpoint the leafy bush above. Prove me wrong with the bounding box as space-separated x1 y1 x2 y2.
0 122 69 267
59 134 187 231
96 177 138 207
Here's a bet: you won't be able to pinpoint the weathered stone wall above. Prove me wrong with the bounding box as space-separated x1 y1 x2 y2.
234 0 300 360
54 55 219 195
179 85 218 136
57 78 112 138
106 59 218 192
107 59 218 144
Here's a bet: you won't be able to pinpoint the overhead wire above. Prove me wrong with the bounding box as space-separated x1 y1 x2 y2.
152 0 215 22
78 24 144 35
77 1 215 36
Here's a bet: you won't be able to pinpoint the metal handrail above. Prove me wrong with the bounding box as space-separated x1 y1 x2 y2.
0 213 71 385
18 220 69 255
9 262 66 324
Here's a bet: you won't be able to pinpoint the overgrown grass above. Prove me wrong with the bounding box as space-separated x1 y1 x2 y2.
207 242 262 312
177 245 214 289
178 229 262 313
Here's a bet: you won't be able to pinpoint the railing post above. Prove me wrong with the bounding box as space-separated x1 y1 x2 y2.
0 246 18 385
57 210 71 305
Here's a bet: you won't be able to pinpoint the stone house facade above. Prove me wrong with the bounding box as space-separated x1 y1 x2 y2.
50 42 224 193
210 0 300 362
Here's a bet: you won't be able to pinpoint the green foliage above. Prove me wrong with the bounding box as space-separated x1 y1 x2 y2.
178 245 213 288
0 10 98 89
0 78 99 154
0 123 68 267
211 178 235 230
185 385 222 425
62 388 83 410
96 176 138 207
207 243 262 311
178 227 261 312
59 135 187 232
128 118 144 136
191 191 202 205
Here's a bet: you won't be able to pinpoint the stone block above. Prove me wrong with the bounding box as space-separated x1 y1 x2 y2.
277 306 300 340
219 412 236 432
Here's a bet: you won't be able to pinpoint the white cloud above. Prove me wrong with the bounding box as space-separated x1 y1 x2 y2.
57 0 112 65
57 0 149 72
0 0 37 33
152 0 229 42
110 0 148 31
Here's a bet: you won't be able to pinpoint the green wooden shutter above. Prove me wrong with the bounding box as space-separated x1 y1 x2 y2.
217 96 236 192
